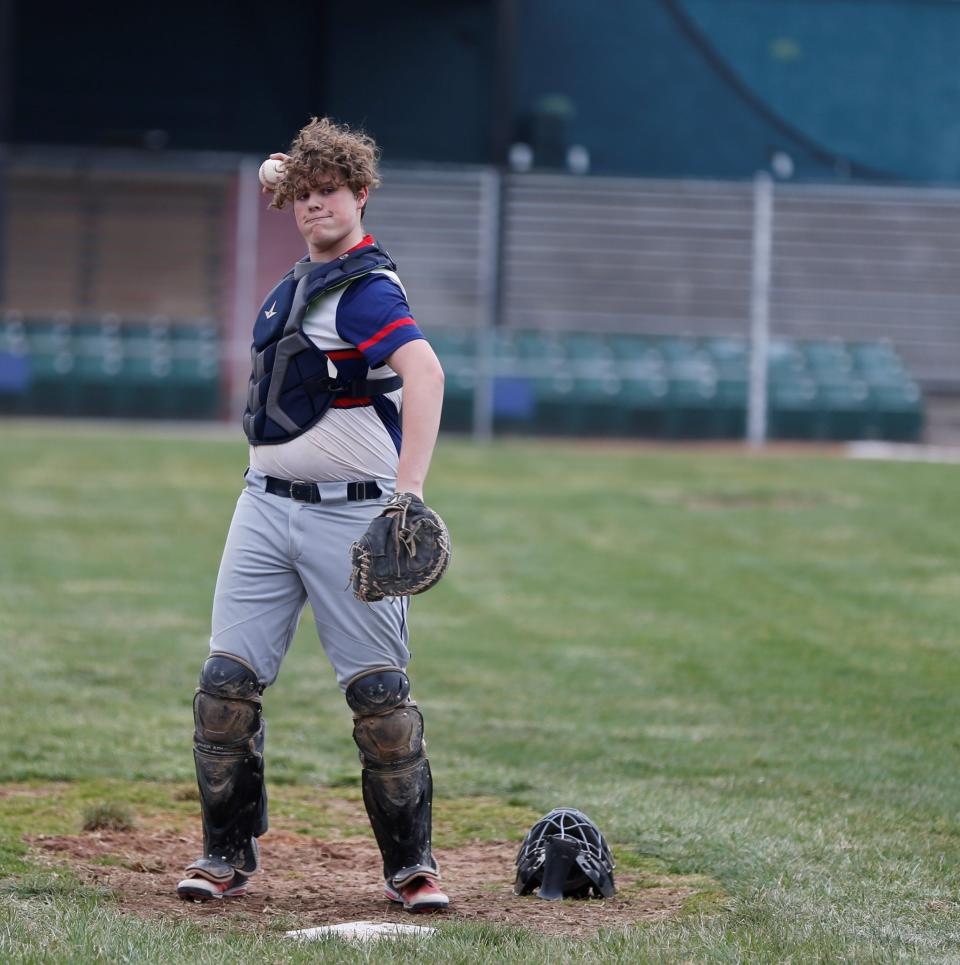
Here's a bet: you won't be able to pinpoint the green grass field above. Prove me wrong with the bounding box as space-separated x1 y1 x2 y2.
1 421 959 962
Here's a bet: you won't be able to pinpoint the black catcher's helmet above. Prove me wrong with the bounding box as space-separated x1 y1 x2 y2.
514 807 616 900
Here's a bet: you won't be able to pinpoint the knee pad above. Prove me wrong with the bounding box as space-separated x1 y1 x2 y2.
194 654 262 747
346 668 423 769
353 703 425 768
345 667 410 715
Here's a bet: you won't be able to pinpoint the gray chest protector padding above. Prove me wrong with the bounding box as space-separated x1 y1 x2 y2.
346 668 438 886
192 654 267 875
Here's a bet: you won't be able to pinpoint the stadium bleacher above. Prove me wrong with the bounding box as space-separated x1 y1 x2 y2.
0 317 924 441
0 314 222 420
431 329 923 441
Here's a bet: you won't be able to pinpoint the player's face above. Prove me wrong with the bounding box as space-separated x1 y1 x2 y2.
294 176 368 260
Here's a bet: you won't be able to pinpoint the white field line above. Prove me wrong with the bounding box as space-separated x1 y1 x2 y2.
847 441 960 465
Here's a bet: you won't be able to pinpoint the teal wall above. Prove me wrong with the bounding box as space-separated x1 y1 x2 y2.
513 0 960 182
683 0 960 181
9 0 960 182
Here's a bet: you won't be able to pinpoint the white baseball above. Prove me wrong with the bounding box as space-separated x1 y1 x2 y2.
258 158 285 189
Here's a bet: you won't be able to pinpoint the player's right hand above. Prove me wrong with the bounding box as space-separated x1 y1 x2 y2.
261 153 291 194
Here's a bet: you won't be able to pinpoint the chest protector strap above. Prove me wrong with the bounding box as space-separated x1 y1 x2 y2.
262 330 401 436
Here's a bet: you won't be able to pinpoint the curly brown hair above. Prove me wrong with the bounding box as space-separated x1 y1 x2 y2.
270 117 381 214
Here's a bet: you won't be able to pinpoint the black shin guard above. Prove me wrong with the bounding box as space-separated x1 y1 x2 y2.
192 654 268 874
362 756 435 884
346 668 437 884
194 723 267 874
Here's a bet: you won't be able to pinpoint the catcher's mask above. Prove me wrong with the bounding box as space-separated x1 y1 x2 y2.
514 807 616 900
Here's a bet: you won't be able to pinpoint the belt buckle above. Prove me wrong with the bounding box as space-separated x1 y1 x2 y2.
289 480 318 503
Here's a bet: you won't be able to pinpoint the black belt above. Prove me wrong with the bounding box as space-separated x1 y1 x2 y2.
264 476 382 504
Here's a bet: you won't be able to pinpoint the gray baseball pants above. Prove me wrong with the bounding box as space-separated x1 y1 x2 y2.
208 468 410 690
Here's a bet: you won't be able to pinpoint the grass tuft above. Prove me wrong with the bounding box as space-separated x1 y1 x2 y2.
81 801 136 832
0 871 114 902
172 784 200 802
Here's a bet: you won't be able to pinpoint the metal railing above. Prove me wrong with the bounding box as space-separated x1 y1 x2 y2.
1 150 958 439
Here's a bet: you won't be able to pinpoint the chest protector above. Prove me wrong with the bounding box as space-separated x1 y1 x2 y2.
243 242 403 445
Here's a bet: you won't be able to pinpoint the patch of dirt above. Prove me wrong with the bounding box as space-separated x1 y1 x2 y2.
28 815 693 937
0 782 72 798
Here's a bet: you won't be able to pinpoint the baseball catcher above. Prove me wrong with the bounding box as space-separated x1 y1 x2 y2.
176 116 449 913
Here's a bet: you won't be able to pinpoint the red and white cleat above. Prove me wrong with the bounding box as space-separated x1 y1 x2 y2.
384 875 449 912
176 871 249 901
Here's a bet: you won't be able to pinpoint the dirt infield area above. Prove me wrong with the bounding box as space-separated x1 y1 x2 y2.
29 817 694 938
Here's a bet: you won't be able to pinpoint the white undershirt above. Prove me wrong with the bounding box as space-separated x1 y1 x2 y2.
248 390 402 482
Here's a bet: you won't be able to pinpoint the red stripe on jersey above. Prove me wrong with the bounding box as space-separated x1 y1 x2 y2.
327 349 363 360
357 317 416 353
333 397 371 408
346 234 375 253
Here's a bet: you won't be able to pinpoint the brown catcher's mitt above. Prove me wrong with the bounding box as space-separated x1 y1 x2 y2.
350 492 452 602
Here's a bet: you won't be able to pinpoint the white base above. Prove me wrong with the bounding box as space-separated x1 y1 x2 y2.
285 921 437 943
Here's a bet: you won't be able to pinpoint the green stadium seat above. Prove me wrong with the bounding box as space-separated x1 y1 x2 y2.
768 376 819 440
702 336 748 379
21 318 83 414
561 332 614 365
439 363 474 432
492 330 525 378
608 333 662 364
714 377 748 438
169 323 221 419
72 352 115 417
429 328 475 364
119 321 175 417
621 374 669 437
513 329 565 363
665 375 719 438
803 339 853 378
817 379 872 440
494 328 518 359
767 338 806 379
68 319 125 416
850 340 902 376
657 335 701 363
432 331 480 428
570 376 628 436
529 374 577 435
869 380 924 441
